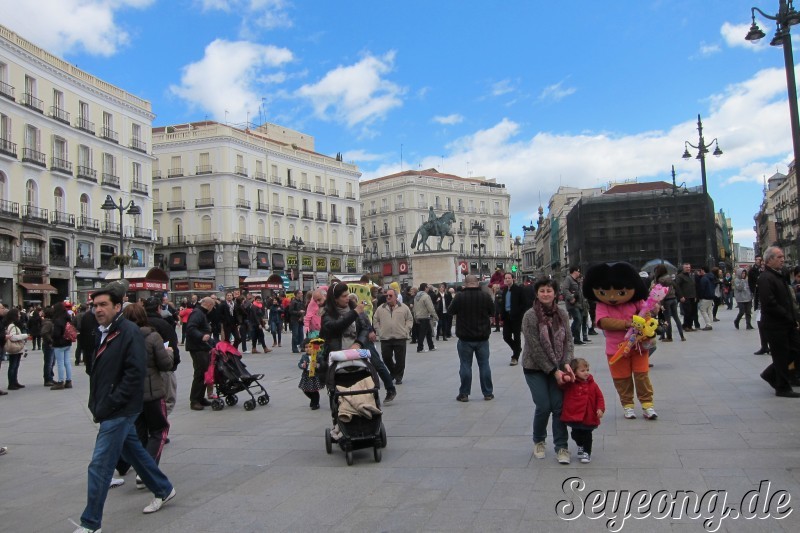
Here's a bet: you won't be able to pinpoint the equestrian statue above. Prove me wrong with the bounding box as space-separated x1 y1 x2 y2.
411 207 457 252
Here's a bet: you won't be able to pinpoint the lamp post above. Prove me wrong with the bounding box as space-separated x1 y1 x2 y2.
513 236 522 282
682 115 723 268
290 236 304 291
100 195 141 280
471 222 485 280
662 165 689 266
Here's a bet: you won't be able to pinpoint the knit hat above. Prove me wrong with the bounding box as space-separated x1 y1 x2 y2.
91 280 130 304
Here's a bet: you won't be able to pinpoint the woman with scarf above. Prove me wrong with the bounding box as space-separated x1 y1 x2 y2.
521 278 575 465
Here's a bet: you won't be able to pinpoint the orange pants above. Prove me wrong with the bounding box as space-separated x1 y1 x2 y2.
606 348 654 409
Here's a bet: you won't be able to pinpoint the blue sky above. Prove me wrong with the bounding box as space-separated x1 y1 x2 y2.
4 0 799 248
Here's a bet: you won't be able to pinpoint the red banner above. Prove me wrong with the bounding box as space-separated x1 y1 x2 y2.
129 280 169 291
399 261 408 274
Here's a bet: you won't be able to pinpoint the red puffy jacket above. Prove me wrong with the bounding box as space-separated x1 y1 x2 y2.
560 374 605 427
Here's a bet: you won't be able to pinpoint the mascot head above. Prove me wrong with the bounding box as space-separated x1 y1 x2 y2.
582 261 648 306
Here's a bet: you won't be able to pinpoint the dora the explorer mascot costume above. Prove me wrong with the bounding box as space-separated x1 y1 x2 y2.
582 262 658 420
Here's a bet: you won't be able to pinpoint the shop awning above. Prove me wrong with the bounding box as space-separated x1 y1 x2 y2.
241 275 283 290
19 282 58 294
104 267 169 291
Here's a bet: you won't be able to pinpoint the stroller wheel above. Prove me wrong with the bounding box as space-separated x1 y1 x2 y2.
258 394 269 406
211 399 224 411
374 445 382 463
379 423 387 449
325 428 332 454
345 450 354 466
226 395 238 406
243 399 256 411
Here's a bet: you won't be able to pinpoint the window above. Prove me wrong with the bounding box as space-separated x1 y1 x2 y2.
258 219 265 237
172 218 182 237
132 123 141 141
257 189 265 205
80 194 89 218
0 62 6 84
256 160 263 174
287 196 295 209
239 216 246 235
54 188 64 212
102 111 113 131
200 183 210 199
103 153 115 175
201 215 211 235
400 241 406 253
272 192 279 207
317 201 323 217
52 136 67 159
273 221 280 238
52 89 64 112
26 179 37 206
132 162 141 183
384 241 390 254
238 184 245 199
271 164 278 178
24 124 40 150
0 113 10 142
24 75 36 98
78 145 91 168
236 153 244 169
331 204 337 219
153 189 159 203
171 186 181 201
346 183 353 196
79 101 89 120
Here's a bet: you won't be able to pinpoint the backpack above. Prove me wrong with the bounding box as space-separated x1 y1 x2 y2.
63 320 78 343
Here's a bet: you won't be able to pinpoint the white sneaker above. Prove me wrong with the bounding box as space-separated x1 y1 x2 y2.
533 441 546 459
580 453 592 464
623 407 636 419
643 407 658 420
142 488 176 514
109 477 125 488
72 527 100 533
556 448 571 464
135 475 145 490
576 446 585 459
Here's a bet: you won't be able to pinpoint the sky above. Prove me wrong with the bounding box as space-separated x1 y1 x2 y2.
3 0 799 249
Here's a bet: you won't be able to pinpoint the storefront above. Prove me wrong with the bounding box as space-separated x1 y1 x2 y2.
18 282 58 307
241 274 284 298
103 267 169 299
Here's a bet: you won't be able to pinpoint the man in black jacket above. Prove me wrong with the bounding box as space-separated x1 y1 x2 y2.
75 280 176 533
502 272 526 365
448 275 495 402
78 302 99 374
145 297 181 415
757 247 800 398
186 297 215 410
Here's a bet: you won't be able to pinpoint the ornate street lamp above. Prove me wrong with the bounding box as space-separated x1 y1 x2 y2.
100 195 141 279
471 222 485 280
289 235 304 291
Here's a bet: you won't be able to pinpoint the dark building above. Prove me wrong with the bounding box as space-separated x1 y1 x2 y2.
566 181 718 271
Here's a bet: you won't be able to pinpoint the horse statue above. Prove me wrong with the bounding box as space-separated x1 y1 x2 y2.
411 211 456 252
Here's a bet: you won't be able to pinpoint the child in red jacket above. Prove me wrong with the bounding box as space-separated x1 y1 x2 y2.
560 358 605 463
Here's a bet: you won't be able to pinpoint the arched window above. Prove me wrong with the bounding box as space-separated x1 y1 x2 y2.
201 215 211 235
348 231 355 247
153 219 161 239
331 229 338 245
26 179 37 207
258 219 266 237
238 216 246 236
172 218 182 238
317 227 324 245
303 226 310 242
273 221 280 239
53 188 64 213
80 193 89 219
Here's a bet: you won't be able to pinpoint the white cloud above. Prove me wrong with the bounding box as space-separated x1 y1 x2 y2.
342 149 385 162
0 0 154 56
433 114 464 125
296 52 404 128
490 79 515 97
197 0 293 31
538 81 576 103
721 21 767 50
170 39 293 124
693 42 721 58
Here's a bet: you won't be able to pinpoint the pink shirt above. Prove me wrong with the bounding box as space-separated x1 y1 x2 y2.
595 300 642 354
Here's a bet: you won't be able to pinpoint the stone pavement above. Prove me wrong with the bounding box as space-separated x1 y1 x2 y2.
1 306 800 532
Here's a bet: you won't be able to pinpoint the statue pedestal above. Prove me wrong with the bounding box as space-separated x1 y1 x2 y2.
411 251 459 286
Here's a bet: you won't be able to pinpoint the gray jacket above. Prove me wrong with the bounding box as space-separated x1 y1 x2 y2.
413 291 435 321
140 326 174 402
520 306 574 374
733 271 752 303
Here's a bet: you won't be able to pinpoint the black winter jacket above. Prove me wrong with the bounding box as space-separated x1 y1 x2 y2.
146 310 180 370
185 307 212 352
758 267 799 330
448 287 494 341
88 313 146 422
51 315 74 348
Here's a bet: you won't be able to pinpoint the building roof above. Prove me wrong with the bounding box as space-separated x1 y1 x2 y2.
363 168 500 186
604 181 672 195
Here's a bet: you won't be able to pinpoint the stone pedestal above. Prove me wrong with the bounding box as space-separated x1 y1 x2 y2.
411 251 459 286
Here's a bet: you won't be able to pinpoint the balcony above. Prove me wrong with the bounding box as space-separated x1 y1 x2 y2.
301 210 313 220
194 233 218 244
380 206 389 213
395 203 405 209
286 179 296 188
49 106 70 124
257 235 270 245
101 173 120 188
22 93 44 113
368 209 377 215
129 137 147 153
368 231 378 238
330 215 341 224
254 171 267 182
153 202 163 212
195 198 214 208
235 166 248 177
329 189 339 197
0 138 17 158
272 206 284 215
196 165 213 175
130 181 149 195
133 227 152 239
346 217 358 226
0 81 14 101
152 170 162 180
167 168 183 178
100 126 119 143
49 254 69 267
22 205 49 223
316 213 327 222
315 186 326 194
0 199 20 219
167 235 187 245
21 252 43 264
51 211 75 227
346 191 356 200
395 226 406 234
51 156 73 175
22 148 46 167
271 175 282 185
103 221 121 234
236 198 251 209
76 256 95 268
166 200 185 211
329 244 343 252
380 229 390 237
75 116 95 135
286 208 299 218
77 216 100 232
300 183 311 192
272 237 286 246
76 166 97 182
494 230 505 237
236 233 255 244
256 202 269 213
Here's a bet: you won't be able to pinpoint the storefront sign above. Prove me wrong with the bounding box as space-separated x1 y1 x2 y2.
301 256 313 270
316 257 327 271
331 258 341 272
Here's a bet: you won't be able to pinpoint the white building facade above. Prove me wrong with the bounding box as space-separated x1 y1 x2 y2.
360 169 512 284
0 24 156 305
152 122 362 296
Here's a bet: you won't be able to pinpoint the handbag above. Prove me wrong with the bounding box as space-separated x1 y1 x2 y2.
4 326 25 354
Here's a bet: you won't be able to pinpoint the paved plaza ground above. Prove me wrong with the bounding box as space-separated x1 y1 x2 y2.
1 305 800 532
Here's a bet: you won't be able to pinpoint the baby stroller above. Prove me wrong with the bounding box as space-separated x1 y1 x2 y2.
324 349 387 465
206 341 270 412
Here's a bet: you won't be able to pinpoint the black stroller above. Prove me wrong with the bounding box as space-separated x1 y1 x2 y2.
207 341 269 412
324 355 387 465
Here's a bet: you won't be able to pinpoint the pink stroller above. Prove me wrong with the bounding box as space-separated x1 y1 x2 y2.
205 341 270 411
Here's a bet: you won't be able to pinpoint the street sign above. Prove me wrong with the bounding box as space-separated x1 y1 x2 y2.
217 284 224 292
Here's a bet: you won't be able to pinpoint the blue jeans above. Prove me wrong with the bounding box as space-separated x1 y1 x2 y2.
7 353 21 385
456 339 493 397
291 322 303 352
567 307 582 341
80 414 173 530
43 345 54 383
524 371 568 452
53 345 72 382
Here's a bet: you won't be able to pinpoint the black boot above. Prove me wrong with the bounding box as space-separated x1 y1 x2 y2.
754 320 770 355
